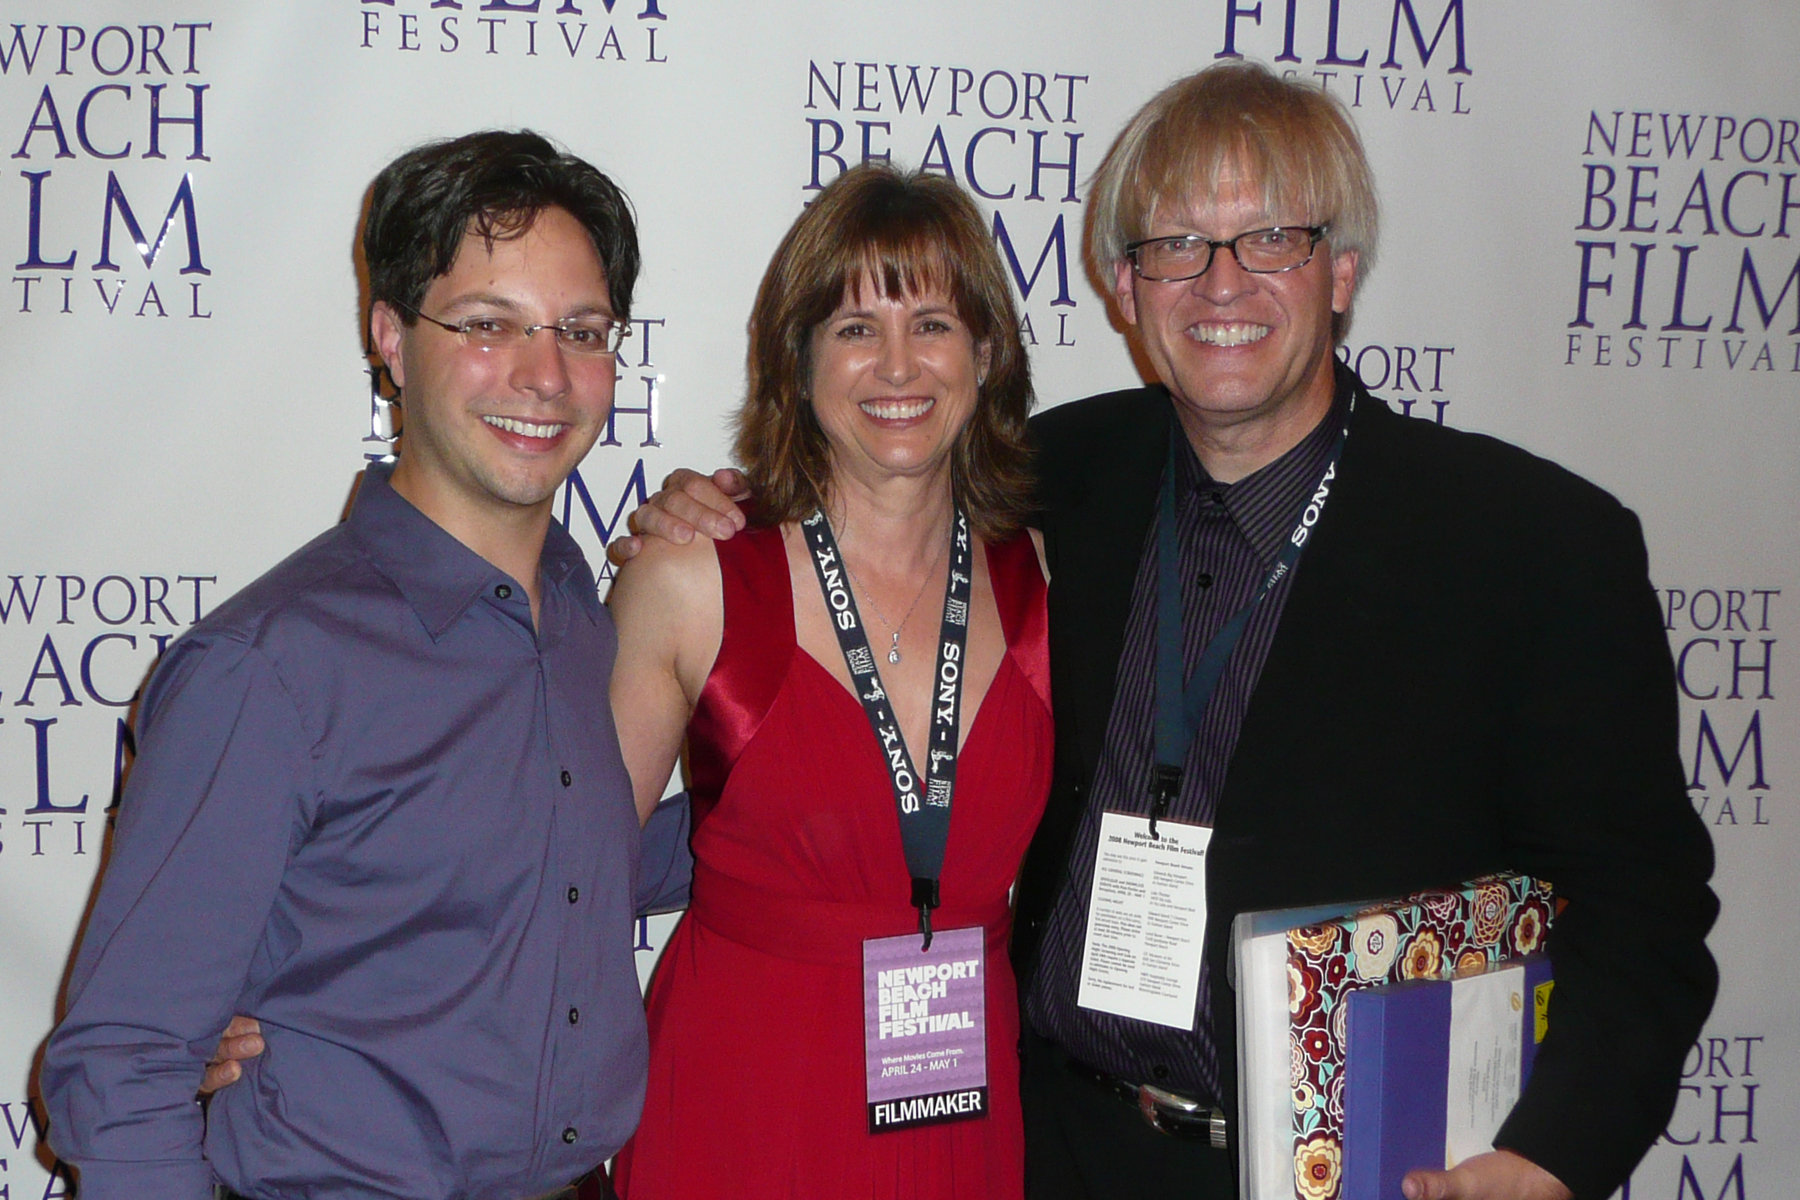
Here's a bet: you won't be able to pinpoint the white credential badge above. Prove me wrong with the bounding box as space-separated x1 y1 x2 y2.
1075 811 1211 1030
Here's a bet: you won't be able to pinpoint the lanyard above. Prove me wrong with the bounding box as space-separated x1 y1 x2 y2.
801 506 974 949
1150 398 1353 837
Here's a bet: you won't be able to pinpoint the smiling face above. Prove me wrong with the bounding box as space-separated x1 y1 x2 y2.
807 280 991 496
1114 174 1357 464
372 205 617 541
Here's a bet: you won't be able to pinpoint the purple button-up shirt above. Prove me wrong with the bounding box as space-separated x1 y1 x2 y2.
44 462 648 1200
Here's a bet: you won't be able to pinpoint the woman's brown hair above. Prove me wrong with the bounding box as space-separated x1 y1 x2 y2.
734 163 1035 542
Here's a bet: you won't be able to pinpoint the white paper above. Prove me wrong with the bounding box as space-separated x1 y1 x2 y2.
1076 812 1211 1030
1445 965 1526 1167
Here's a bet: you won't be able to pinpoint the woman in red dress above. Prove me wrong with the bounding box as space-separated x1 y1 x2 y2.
608 164 1050 1199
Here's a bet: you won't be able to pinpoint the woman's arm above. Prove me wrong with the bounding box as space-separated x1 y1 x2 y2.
607 535 725 824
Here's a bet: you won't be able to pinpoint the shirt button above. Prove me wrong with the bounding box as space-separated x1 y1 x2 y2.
1151 1063 1171 1082
1196 572 1214 589
568 1007 580 1025
495 583 513 599
567 886 580 904
562 1127 578 1144
560 769 573 787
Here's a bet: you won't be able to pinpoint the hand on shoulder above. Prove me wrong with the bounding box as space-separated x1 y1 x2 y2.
606 467 750 566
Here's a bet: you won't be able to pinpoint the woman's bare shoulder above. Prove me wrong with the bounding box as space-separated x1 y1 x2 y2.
611 529 724 601
608 531 727 662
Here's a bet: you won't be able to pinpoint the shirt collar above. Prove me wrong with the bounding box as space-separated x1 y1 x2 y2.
346 461 602 640
1174 373 1352 563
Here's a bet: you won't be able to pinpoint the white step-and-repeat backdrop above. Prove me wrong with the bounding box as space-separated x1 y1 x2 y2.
2 3 1791 1197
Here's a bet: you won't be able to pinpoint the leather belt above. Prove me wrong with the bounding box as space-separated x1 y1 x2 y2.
1070 1061 1230 1149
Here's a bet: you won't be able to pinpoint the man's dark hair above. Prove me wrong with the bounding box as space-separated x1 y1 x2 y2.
363 129 639 320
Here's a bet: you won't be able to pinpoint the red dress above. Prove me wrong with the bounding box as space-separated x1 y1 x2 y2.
613 522 1052 1199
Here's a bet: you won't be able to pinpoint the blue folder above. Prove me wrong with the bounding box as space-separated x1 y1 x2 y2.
1340 956 1552 1199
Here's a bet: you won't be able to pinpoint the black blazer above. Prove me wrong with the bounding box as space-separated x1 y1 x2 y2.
1014 370 1717 1200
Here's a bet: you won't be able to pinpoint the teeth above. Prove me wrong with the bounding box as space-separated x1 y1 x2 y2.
860 398 934 420
1189 322 1270 347
484 415 563 439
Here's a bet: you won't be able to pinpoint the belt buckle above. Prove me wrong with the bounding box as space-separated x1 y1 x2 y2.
1136 1083 1229 1150
1136 1082 1197 1134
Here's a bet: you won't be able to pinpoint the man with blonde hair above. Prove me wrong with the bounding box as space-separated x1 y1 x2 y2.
1007 60 1712 1200
616 59 1715 1200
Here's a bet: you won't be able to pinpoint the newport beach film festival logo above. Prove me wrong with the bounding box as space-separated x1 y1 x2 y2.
5 20 213 320
1212 0 1473 118
1336 340 1456 423
1621 1026 1768 1200
1661 584 1778 835
357 0 672 65
800 58 1092 351
1567 106 1800 374
1659 584 1774 1200
0 573 220 861
556 311 669 585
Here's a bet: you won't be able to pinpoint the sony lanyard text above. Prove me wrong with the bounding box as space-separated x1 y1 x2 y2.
1150 398 1353 835
801 507 974 948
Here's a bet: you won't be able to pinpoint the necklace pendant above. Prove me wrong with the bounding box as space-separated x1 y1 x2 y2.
888 633 902 665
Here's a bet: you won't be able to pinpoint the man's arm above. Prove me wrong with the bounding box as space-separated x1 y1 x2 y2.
636 792 693 915
43 635 311 1200
1486 496 1717 1199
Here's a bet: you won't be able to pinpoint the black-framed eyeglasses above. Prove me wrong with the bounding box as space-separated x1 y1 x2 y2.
1124 225 1328 282
394 299 631 357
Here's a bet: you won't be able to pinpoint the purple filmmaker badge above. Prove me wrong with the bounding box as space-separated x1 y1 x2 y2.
862 925 988 1134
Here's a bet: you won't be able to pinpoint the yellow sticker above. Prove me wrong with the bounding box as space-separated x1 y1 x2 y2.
1533 980 1555 1044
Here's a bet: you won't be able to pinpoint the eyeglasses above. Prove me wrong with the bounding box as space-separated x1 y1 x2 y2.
394 300 631 356
1124 225 1328 282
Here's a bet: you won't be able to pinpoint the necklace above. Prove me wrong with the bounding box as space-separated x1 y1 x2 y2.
840 530 948 665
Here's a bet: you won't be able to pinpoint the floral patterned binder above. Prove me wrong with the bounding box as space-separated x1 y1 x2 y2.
1283 874 1555 1200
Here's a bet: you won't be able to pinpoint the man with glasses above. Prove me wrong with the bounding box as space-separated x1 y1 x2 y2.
619 61 1715 1200
1000 60 1713 1200
44 130 674 1200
